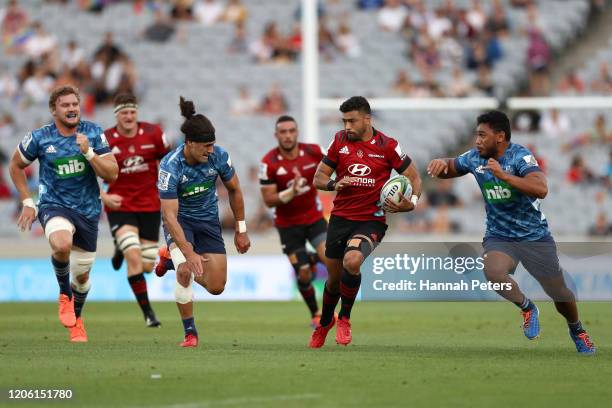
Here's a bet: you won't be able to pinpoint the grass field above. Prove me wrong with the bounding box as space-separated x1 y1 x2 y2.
0 301 610 408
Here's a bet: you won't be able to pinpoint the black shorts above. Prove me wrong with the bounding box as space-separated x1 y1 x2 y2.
325 215 388 259
277 218 327 255
483 235 561 279
107 211 161 242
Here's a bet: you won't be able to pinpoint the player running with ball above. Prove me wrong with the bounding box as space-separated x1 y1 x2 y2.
155 97 250 348
9 85 118 342
427 110 595 354
309 96 422 348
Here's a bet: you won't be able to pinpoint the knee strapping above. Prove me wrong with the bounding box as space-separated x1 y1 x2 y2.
45 217 75 239
291 249 310 275
344 234 375 258
174 275 194 304
116 231 140 254
141 243 158 263
70 251 95 292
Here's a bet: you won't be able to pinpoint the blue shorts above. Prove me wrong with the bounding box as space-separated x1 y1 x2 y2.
163 217 226 255
39 206 99 252
482 235 561 279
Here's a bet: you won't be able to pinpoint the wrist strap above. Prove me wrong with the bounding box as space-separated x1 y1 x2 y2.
84 147 95 161
22 198 38 217
326 179 336 191
410 194 418 208
237 220 247 233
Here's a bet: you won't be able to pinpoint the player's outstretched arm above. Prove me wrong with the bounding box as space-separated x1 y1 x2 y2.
427 158 463 179
160 198 204 276
9 149 37 231
314 162 352 192
223 174 251 254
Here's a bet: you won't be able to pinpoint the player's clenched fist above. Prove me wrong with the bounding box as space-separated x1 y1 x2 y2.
427 159 448 177
76 133 90 154
335 176 353 191
234 232 250 254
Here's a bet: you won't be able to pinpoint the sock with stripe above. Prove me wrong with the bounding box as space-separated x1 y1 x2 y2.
297 280 319 317
52 256 72 299
319 283 340 327
128 273 153 316
338 270 361 320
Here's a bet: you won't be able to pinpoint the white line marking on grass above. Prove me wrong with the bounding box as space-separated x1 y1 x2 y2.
145 393 321 408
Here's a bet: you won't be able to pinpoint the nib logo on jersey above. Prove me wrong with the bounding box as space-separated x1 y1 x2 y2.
348 163 375 187
54 155 88 178
181 181 214 198
483 181 515 203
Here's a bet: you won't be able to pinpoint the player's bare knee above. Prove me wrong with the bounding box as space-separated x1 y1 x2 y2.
208 284 225 295
51 238 72 257
343 251 363 274
125 249 143 272
176 268 192 287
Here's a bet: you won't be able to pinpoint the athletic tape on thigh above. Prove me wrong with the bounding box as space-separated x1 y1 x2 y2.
70 250 95 292
344 234 375 258
141 243 158 263
174 274 194 304
44 217 75 239
116 231 140 254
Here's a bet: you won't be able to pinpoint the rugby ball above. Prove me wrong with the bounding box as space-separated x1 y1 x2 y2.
380 175 412 204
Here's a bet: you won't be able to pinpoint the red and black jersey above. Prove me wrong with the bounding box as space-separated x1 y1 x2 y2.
259 142 324 227
323 128 411 222
104 122 170 213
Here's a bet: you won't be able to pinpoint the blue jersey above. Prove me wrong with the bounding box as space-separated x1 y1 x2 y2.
157 144 235 222
18 121 111 221
454 143 550 241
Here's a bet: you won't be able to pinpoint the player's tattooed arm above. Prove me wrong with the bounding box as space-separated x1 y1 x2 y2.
485 159 548 199
314 161 352 191
160 198 205 276
223 174 251 254
427 158 462 179
9 149 36 231
76 133 118 183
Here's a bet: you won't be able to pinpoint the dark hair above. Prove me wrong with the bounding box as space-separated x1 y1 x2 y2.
339 96 371 114
275 115 296 127
477 110 511 141
179 96 215 142
113 92 137 107
48 85 80 111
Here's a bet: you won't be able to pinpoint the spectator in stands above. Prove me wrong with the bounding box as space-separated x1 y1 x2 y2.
93 31 122 66
318 17 336 62
228 21 247 53
23 21 58 62
427 179 462 208
171 0 194 20
1 0 29 54
540 108 571 139
61 40 85 71
258 83 288 115
526 27 550 95
558 69 585 94
378 0 407 33
0 65 18 98
475 64 494 96
590 62 612 94
486 0 510 38
230 85 257 116
77 0 107 13
357 0 384 10
466 0 487 34
336 22 361 58
447 66 474 97
588 212 611 236
21 65 53 106
194 0 223 26
0 112 16 155
143 9 176 43
566 155 595 185
565 114 612 150
390 69 416 96
249 22 279 63
428 7 452 40
223 0 247 25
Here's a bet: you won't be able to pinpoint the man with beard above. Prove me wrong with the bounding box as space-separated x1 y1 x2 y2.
101 93 170 327
309 96 422 348
427 110 595 354
9 85 118 342
259 115 328 327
